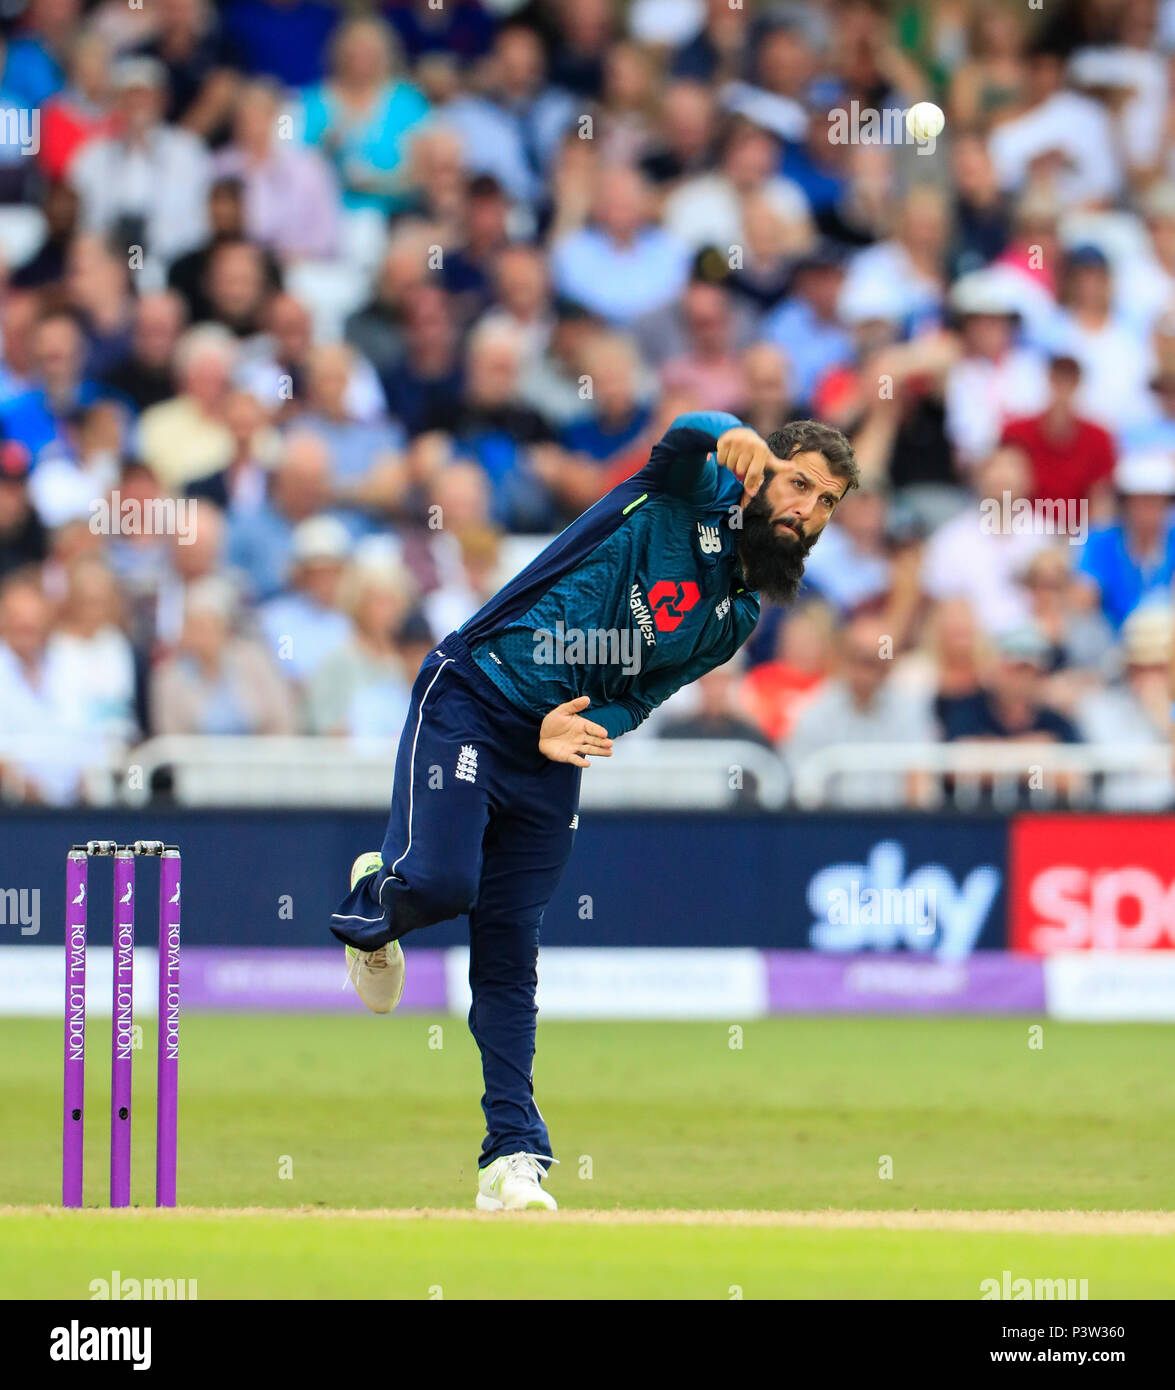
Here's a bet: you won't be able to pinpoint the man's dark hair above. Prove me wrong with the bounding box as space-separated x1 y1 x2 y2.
765 420 860 494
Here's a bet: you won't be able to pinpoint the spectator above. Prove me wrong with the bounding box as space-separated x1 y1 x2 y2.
659 659 772 747
1017 544 1115 704
1040 244 1151 433
2 0 76 106
1117 180 1175 333
168 176 281 323
215 79 340 261
62 234 135 380
0 440 45 578
380 285 464 436
0 568 94 804
535 333 652 517
69 57 212 274
663 119 810 253
937 625 1080 771
186 387 277 513
240 290 385 422
786 615 938 809
1119 317 1175 454
838 183 951 330
0 293 40 404
298 15 429 216
638 78 717 187
659 282 745 412
151 499 230 649
423 524 502 638
136 323 237 489
550 164 691 326
761 243 851 404
150 573 295 734
1075 451 1175 630
99 292 187 413
596 40 659 166
439 175 513 324
344 225 432 382
947 7 1027 133
734 342 801 442
27 399 122 530
564 333 650 472
943 268 1049 470
740 601 834 744
921 445 1050 636
480 243 555 367
50 555 138 742
987 43 1119 210
132 0 240 141
419 318 557 532
199 238 274 338
36 30 115 182
1076 605 1173 810
298 341 402 510
947 133 1012 281
256 513 352 682
437 24 573 206
11 181 80 291
226 430 333 601
1001 354 1115 517
0 309 106 460
517 297 602 427
303 549 416 736
895 597 988 709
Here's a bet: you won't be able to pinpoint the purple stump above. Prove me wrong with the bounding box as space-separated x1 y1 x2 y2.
156 849 181 1207
63 849 88 1207
110 849 135 1207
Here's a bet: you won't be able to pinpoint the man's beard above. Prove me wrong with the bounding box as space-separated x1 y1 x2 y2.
734 489 818 603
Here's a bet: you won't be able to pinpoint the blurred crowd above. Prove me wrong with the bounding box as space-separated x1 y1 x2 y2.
0 0 1172 806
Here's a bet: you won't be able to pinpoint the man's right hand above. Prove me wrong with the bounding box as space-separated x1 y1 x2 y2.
715 426 774 499
539 696 614 767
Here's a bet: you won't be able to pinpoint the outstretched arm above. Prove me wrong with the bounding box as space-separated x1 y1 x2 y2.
639 411 744 504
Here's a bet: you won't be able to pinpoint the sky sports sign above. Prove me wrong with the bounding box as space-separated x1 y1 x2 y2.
1010 816 1175 955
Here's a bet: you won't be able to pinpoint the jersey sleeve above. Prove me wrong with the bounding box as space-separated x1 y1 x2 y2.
635 410 743 506
591 630 749 738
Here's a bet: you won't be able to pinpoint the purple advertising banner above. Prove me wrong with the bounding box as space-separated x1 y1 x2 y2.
181 948 448 1011
767 950 1045 1013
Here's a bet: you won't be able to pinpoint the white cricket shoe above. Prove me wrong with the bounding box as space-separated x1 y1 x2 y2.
344 852 405 1015
476 1153 558 1211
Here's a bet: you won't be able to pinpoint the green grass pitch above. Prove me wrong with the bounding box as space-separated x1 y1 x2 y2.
1 1014 1173 1298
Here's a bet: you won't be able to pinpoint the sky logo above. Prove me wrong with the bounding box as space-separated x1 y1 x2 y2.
806 841 1001 959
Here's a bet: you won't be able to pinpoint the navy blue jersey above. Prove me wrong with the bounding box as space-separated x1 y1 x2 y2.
459 411 761 738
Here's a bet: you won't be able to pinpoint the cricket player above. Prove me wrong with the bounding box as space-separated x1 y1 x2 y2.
330 412 858 1208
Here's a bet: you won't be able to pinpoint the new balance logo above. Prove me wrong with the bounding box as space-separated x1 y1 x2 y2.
697 522 722 554
455 745 479 783
569 814 579 829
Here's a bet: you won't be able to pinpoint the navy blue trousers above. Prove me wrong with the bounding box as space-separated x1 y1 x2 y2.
330 636 581 1168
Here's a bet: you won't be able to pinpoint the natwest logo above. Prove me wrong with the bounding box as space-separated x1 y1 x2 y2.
1011 816 1175 953
648 580 700 632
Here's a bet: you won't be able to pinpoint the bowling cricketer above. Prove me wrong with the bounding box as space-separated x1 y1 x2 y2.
330 412 858 1208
